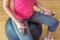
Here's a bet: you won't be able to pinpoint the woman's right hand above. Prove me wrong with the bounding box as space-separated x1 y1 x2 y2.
15 20 27 31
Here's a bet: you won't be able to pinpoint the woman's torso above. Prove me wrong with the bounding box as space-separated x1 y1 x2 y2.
13 0 34 19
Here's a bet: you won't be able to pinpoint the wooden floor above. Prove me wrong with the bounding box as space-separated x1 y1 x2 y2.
0 0 60 40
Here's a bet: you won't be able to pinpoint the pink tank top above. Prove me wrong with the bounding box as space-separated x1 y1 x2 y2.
13 0 34 19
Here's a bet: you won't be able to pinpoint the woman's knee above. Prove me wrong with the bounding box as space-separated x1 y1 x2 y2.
52 18 59 26
47 17 59 26
48 18 59 32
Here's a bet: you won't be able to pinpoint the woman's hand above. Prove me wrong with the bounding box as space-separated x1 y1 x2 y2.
15 20 27 32
42 8 51 15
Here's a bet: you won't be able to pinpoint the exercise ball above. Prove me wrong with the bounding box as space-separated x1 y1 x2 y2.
28 22 42 40
5 18 42 40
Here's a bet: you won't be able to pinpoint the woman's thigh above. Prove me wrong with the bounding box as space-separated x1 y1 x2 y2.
29 11 58 26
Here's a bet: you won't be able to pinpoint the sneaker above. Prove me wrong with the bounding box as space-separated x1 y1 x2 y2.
44 37 53 40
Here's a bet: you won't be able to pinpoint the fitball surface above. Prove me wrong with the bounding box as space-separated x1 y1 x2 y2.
5 18 42 40
28 22 42 40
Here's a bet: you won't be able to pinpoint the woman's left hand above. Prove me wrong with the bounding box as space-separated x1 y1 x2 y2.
43 8 51 15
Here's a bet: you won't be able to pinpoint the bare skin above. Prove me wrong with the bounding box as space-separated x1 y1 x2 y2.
3 0 53 40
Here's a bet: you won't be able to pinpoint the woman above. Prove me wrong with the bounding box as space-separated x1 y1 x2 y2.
3 0 59 40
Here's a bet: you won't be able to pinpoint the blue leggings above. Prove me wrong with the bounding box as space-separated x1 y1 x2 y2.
24 11 59 32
